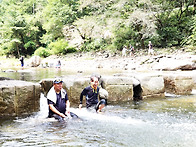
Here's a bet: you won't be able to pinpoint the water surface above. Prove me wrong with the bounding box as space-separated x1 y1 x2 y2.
0 68 196 147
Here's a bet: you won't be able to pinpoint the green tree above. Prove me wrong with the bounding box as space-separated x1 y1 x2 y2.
1 0 196 57
185 15 196 46
151 0 195 47
0 0 46 57
41 0 78 45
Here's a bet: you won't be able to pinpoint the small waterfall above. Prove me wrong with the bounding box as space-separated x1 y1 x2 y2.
37 93 49 118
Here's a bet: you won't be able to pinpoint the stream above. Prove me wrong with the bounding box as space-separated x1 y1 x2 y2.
0 68 196 147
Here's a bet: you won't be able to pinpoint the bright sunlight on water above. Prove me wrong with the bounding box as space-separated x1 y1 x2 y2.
0 68 196 147
1 93 196 147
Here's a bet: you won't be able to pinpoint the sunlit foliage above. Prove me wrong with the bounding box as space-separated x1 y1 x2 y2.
0 0 195 57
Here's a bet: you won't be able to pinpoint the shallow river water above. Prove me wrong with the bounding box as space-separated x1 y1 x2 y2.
0 68 196 147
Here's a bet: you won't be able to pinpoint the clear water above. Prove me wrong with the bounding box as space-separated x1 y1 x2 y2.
0 67 120 82
0 68 196 147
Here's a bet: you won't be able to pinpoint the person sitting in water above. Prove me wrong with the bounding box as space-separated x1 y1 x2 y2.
56 60 61 68
47 78 76 121
79 76 106 112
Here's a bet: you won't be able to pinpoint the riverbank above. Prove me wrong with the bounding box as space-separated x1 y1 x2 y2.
0 48 195 73
1 48 195 92
0 48 196 117
37 48 196 74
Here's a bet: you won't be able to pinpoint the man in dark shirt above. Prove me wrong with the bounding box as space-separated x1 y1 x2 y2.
47 78 70 121
79 76 106 112
20 56 24 69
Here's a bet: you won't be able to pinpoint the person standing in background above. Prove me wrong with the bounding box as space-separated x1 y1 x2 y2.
56 60 61 69
129 44 135 57
20 56 24 70
148 41 154 55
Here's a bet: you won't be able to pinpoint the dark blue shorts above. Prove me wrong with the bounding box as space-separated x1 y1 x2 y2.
95 99 106 111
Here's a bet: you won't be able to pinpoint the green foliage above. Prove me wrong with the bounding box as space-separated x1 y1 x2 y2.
0 0 47 57
66 46 77 53
186 16 196 46
0 0 196 57
0 41 17 56
80 39 108 52
186 46 196 53
48 39 76 55
113 25 137 50
41 0 77 45
34 47 51 58
24 41 36 55
153 0 195 47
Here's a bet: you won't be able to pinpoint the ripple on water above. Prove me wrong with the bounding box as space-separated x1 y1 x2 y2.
1 94 196 147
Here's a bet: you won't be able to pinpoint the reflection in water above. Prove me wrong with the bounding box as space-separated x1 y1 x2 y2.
20 72 25 81
1 94 196 146
0 67 120 82
0 68 64 82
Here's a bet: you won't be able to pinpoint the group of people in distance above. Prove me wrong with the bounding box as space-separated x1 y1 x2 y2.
47 75 107 121
122 44 135 57
122 41 154 57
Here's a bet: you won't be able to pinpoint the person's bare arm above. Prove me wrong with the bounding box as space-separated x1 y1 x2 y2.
49 104 66 118
65 100 70 116
79 104 82 109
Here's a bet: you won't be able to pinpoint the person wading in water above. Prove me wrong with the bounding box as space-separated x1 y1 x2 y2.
79 76 106 113
47 78 78 121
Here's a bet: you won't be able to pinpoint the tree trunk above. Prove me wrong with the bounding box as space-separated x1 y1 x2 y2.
141 39 145 49
17 44 20 58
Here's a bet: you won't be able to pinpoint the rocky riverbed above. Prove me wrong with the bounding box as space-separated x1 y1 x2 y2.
38 50 196 72
0 49 195 72
38 50 196 91
0 50 196 116
1 50 196 89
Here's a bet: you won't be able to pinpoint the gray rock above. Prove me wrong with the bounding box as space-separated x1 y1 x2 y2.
40 73 195 105
28 55 41 67
163 74 194 95
0 80 41 116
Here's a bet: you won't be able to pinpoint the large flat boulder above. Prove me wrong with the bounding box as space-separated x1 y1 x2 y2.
163 74 194 95
41 76 134 104
0 80 41 116
40 72 195 105
104 76 134 101
135 74 165 99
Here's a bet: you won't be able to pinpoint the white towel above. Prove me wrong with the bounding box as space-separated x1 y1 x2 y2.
47 86 67 104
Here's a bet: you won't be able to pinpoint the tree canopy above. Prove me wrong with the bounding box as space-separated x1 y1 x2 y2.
0 0 195 57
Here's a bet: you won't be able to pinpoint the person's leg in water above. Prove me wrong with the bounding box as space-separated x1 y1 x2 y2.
70 112 79 119
95 99 106 112
52 114 64 122
50 112 79 122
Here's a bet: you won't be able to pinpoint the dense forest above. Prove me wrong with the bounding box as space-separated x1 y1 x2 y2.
0 0 196 58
